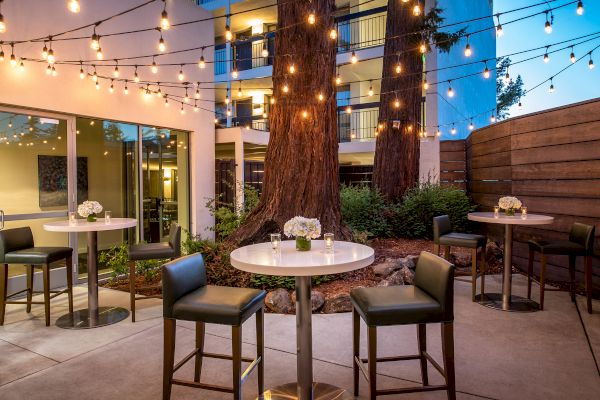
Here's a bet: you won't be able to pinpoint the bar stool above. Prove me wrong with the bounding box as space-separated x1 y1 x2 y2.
351 251 455 400
162 253 265 400
433 215 486 301
0 227 73 326
527 222 595 313
127 223 181 322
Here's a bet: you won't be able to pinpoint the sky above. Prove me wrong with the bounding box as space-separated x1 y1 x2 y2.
494 0 600 118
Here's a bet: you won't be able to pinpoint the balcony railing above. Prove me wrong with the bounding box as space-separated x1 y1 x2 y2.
214 7 387 75
337 104 379 143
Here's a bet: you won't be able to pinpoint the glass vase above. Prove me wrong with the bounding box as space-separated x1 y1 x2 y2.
295 236 311 251
505 208 515 216
87 213 97 222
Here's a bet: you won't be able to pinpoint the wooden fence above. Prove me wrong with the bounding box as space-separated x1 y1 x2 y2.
465 98 600 289
440 140 467 190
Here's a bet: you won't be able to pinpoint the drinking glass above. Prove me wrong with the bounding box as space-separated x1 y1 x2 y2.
69 212 77 226
521 206 528 219
271 233 281 250
105 211 112 224
324 233 334 252
494 206 500 218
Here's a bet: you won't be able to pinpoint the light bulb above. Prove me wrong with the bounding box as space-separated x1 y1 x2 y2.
151 61 158 73
0 50 4 61
226 109 231 117
282 83 289 93
329 29 337 40
413 4 421 16
302 110 308 118
158 37 166 52
395 63 402 74
469 122 474 131
42 44 48 59
178 68 184 81
214 118 219 124
92 71 98 81
436 129 441 137
419 43 427 53
589 58 595 69
231 68 238 79
289 64 295 74
570 51 576 63
96 47 103 60
68 0 80 13
544 53 549 63
490 115 496 123
451 126 457 134
496 24 504 37
156 87 162 98
198 56 205 69
336 74 341 85
49 66 55 76
549 83 555 93
447 86 454 97
350 51 358 64
504 72 510 83
195 89 200 99
161 10 170 30
545 20 552 34
518 101 523 110
184 93 189 103
368 86 373 97
262 112 267 118
308 12 315 25
346 106 352 114
423 79 429 90
194 104 199 112
394 99 400 108
464 43 472 57
47 49 55 64
0 14 6 34
577 1 584 15
10 54 16 67
124 85 129 95
134 71 140 83
113 66 119 78
109 83 114 93
318 93 324 101
164 98 169 107
46 65 52 75
225 25 232 41
270 97 275 105
261 44 268 57
91 34 99 50
483 67 490 78
95 81 100 90
237 87 242 97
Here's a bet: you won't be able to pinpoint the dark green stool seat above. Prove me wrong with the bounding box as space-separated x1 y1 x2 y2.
351 251 456 400
162 253 265 400
527 223 595 313
0 227 73 326
127 223 181 322
433 215 486 302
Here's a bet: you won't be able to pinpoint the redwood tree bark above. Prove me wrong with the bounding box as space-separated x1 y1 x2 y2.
229 0 351 245
372 1 423 202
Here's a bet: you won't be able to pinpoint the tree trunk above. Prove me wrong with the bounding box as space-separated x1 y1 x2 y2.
229 0 351 245
372 0 423 202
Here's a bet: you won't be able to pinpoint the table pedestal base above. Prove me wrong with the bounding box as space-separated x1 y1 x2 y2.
259 382 354 400
55 306 130 329
476 293 540 312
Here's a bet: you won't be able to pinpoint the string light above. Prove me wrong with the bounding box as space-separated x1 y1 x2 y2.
436 128 441 137
47 39 55 64
109 80 114 93
195 88 200 99
504 67 510 83
577 1 584 15
351 51 358 64
317 92 324 101
570 47 576 63
368 81 373 97
199 48 205 68
194 101 199 112
423 78 429 90
543 46 550 63
0 47 4 62
184 87 190 103
307 11 316 25
134 66 140 82
261 42 268 57
413 3 422 16
518 101 523 110
231 67 238 79
113 62 119 78
490 114 496 123
95 81 100 90
302 110 308 118
289 63 296 74
68 0 80 13
158 32 166 52
225 24 232 41
0 0 6 34
124 83 129 95
42 43 48 59
589 53 595 69
345 106 352 114
160 1 170 30
394 96 400 108
329 28 337 40
226 108 232 117
237 83 242 97
180 105 185 115
90 29 100 50
92 66 98 81
495 15 504 37
282 82 289 93
483 63 490 79
549 77 555 93
151 58 158 73
447 81 455 98
156 85 162 98
270 97 275 105
451 125 457 135
544 12 553 34
335 72 342 85
464 36 472 57
178 65 184 81
395 62 402 74
164 96 169 106
46 64 52 75
224 88 230 104
96 45 103 60
419 42 427 54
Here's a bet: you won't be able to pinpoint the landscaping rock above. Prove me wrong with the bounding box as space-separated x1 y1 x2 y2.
399 266 415 285
486 241 503 265
322 293 353 313
450 253 472 268
378 269 406 286
397 256 416 270
265 289 293 314
372 261 398 278
406 255 419 269
290 290 326 313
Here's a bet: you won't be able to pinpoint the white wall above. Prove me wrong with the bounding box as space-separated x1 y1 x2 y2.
0 0 215 236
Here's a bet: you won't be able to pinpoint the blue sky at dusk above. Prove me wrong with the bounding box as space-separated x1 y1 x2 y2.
494 0 600 117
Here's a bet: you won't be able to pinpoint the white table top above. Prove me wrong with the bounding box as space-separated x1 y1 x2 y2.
230 240 375 277
43 218 137 232
468 212 554 226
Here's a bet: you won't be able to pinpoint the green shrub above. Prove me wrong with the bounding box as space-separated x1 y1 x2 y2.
135 259 166 282
390 183 474 239
98 244 128 278
340 184 389 237
206 182 260 241
249 274 334 290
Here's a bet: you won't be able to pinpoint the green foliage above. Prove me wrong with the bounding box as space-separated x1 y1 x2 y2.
135 259 166 282
390 183 474 239
206 181 260 241
98 244 129 278
340 184 390 238
497 56 525 119
249 274 334 290
422 7 467 53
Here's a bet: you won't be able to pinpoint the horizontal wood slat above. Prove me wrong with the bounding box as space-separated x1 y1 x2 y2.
440 151 466 162
511 160 600 180
512 179 600 198
440 140 465 152
440 140 466 190
511 120 600 150
511 140 600 165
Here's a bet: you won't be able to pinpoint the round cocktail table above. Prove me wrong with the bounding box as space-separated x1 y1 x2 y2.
468 212 554 312
230 239 374 400
44 218 137 328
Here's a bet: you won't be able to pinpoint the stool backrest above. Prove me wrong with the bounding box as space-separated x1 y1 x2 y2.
569 223 595 254
0 227 34 262
433 215 452 243
168 223 182 258
162 253 206 318
413 251 454 322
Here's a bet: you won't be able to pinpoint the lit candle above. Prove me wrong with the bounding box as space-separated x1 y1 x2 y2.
105 211 112 224
324 233 334 252
521 206 528 219
69 212 77 226
494 206 500 218
271 233 281 250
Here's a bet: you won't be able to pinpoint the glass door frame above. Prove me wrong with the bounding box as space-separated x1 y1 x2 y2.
0 104 78 289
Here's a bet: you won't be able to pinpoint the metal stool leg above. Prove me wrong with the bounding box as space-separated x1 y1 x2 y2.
232 325 243 400
442 322 456 400
418 324 429 386
471 248 478 301
43 264 50 326
352 308 360 396
163 318 176 400
194 321 205 382
26 265 34 313
367 326 377 400
527 248 534 299
256 308 265 396
0 264 7 325
66 256 74 314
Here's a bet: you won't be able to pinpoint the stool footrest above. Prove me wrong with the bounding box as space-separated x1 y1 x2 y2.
240 356 262 385
171 378 234 394
377 384 448 396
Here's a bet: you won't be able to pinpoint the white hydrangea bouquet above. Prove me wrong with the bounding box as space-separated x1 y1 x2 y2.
78 200 103 222
284 216 321 251
498 196 522 216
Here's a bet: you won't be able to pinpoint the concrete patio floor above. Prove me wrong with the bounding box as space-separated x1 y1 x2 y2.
0 274 598 400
